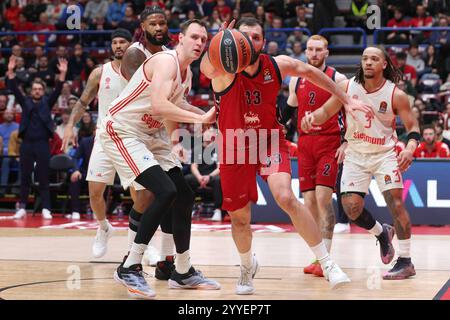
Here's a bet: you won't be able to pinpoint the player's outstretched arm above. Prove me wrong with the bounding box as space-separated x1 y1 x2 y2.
149 55 214 124
276 55 372 119
121 47 147 81
394 87 420 172
62 66 102 150
300 80 348 132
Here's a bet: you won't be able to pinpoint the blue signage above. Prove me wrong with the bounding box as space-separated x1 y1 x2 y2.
252 159 450 225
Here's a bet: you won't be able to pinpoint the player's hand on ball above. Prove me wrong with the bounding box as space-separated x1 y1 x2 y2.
397 149 413 172
219 19 236 31
344 97 374 120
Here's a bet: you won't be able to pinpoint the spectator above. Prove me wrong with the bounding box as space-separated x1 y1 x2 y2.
435 122 450 149
236 0 257 16
56 108 78 142
49 131 63 156
28 46 45 70
185 128 222 221
414 125 450 158
68 43 88 80
345 0 370 44
0 12 13 48
68 133 95 220
290 41 307 62
14 56 32 88
312 0 338 34
396 51 418 87
397 79 415 107
4 0 22 28
214 0 232 22
49 45 68 76
31 56 54 88
22 0 47 23
33 12 57 47
409 5 433 43
45 0 67 25
406 44 425 76
423 44 439 74
107 0 127 28
266 16 287 50
57 82 77 110
118 5 140 35
88 15 112 47
286 5 313 29
286 30 309 50
80 57 98 82
430 16 450 45
0 95 8 112
442 103 450 139
386 8 410 44
7 55 68 219
266 41 280 56
13 13 34 44
255 5 268 28
0 110 19 194
83 0 109 24
77 112 96 140
208 9 223 30
164 9 180 29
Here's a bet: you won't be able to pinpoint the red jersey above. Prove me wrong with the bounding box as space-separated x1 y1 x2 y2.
214 54 283 143
414 141 450 158
295 66 345 136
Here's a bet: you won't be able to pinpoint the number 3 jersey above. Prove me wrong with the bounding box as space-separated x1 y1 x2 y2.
345 76 397 154
213 54 283 152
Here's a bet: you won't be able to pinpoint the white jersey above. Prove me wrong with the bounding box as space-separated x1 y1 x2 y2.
104 49 192 137
97 61 123 125
345 77 397 154
119 42 168 89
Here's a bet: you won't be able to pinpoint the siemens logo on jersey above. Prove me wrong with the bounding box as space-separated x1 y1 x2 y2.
141 114 163 129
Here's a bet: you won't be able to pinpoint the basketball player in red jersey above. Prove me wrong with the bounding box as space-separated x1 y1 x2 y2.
201 17 371 294
302 46 420 280
282 35 347 277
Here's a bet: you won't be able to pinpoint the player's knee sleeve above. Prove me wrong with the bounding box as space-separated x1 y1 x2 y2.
350 207 376 230
129 208 142 232
135 166 177 207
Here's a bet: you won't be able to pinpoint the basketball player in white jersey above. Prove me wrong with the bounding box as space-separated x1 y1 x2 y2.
62 29 134 259
118 6 177 277
301 46 420 280
99 19 219 299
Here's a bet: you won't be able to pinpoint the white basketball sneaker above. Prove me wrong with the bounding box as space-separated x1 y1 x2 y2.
13 208 26 219
92 221 114 258
236 255 259 295
322 259 351 289
42 208 52 219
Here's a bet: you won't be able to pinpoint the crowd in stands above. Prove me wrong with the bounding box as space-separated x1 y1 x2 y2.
0 0 449 216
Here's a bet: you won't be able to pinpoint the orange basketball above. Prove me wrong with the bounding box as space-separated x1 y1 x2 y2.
208 29 255 74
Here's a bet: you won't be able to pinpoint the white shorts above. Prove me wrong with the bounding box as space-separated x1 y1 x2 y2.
341 147 403 194
86 132 146 190
99 120 180 189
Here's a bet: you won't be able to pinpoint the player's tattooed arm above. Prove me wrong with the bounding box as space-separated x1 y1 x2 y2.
121 47 146 81
62 66 101 150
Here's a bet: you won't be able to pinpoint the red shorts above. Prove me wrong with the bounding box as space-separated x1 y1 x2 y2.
220 138 291 212
298 135 340 192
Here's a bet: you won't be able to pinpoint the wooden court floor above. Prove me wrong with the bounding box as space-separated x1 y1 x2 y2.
0 227 449 300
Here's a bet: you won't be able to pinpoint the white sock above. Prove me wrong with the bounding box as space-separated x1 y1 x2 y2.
398 239 411 258
323 238 332 253
239 249 253 269
127 229 137 251
98 219 109 231
124 243 147 268
160 232 175 260
368 221 383 236
175 250 192 274
310 241 331 265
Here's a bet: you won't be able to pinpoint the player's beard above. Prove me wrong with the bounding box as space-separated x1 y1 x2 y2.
364 73 375 79
307 57 325 69
250 48 263 65
113 51 124 60
145 30 171 46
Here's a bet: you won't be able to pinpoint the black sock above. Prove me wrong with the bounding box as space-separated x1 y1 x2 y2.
350 208 377 230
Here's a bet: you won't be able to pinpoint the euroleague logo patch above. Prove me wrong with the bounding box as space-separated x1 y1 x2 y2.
384 174 392 185
378 101 387 113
